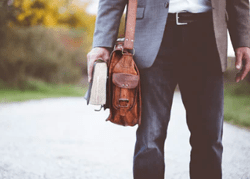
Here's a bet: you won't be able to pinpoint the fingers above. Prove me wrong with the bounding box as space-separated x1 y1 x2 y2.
235 72 241 83
237 57 250 82
87 49 99 83
87 52 94 83
87 48 110 83
235 49 243 70
103 51 110 63
235 47 250 83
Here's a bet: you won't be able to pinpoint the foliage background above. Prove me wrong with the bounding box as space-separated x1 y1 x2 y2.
0 0 96 89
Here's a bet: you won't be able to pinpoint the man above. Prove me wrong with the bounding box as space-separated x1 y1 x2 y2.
87 0 250 178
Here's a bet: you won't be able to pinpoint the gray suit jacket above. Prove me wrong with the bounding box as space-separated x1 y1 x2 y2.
93 0 250 72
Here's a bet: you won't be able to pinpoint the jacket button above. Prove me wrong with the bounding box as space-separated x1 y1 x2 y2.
164 2 169 8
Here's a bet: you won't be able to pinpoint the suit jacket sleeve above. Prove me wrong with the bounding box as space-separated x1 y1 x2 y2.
227 0 250 49
93 0 128 48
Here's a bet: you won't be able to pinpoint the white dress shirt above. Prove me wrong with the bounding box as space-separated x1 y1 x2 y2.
169 0 212 13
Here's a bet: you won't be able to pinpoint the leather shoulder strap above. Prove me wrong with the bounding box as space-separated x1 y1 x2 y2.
124 0 137 50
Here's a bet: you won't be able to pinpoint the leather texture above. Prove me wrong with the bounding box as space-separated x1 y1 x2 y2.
112 73 139 89
93 0 250 72
106 40 142 126
124 0 138 50
104 0 141 126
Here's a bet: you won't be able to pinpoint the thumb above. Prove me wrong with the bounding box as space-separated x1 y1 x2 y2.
101 49 110 63
235 50 243 70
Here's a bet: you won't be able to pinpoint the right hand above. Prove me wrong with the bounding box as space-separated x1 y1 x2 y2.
87 47 111 83
235 47 250 83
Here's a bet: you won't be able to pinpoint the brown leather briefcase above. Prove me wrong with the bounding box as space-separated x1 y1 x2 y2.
105 0 141 126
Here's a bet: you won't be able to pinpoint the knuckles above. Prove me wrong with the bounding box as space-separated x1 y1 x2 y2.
87 48 110 67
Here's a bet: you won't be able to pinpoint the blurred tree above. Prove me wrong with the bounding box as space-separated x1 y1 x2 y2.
0 0 96 88
8 0 95 32
0 0 12 48
9 0 96 52
0 0 9 26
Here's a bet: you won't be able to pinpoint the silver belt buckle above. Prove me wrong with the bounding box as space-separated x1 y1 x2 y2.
176 11 188 25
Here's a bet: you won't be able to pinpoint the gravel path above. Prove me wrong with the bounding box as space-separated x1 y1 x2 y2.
0 92 249 179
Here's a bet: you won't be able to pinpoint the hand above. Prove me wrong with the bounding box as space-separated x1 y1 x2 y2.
235 47 250 83
87 47 111 83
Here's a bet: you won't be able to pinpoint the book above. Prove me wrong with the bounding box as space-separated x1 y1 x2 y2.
84 60 108 107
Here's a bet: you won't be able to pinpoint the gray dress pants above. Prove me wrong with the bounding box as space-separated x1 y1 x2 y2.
133 17 224 179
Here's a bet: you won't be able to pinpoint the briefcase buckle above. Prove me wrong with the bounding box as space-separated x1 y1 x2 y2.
119 98 129 107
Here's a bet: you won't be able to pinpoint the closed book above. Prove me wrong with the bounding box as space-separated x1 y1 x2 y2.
84 61 108 106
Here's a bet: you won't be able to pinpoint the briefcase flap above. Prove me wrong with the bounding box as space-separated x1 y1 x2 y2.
112 73 139 89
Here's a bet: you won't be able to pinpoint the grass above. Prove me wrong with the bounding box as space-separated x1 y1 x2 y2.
0 79 87 103
224 81 250 129
0 75 249 129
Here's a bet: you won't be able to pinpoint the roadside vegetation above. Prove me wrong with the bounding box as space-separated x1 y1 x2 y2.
224 57 250 129
0 0 91 103
0 79 87 103
224 82 250 129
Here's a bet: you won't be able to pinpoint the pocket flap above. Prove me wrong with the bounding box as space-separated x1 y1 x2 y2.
112 73 139 89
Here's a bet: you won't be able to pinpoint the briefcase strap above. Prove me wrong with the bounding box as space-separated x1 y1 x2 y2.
124 0 137 50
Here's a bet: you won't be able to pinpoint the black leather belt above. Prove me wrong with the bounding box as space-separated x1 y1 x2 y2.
168 11 212 25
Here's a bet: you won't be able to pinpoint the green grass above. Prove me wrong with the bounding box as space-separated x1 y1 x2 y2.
0 80 87 103
224 82 250 129
1 77 249 129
